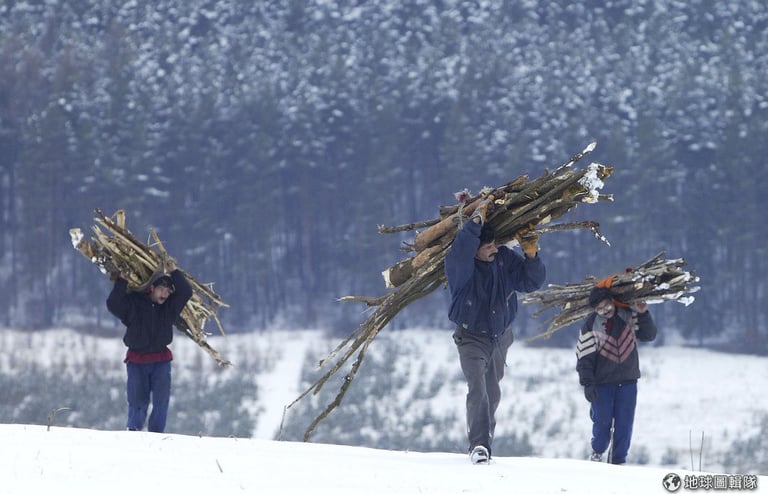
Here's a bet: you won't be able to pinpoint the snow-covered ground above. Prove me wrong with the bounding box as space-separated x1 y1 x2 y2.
246 328 768 473
1 326 767 484
5 423 763 494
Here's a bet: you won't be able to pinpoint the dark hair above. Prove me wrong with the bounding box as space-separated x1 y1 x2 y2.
479 223 496 245
588 286 614 308
152 274 175 291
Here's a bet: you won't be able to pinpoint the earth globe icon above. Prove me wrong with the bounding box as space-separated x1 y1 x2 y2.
663 473 682 492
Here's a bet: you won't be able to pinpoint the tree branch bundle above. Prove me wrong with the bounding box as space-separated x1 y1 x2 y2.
381 142 613 288
69 208 231 366
523 251 701 341
288 142 614 440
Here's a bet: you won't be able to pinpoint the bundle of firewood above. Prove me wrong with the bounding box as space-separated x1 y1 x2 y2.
288 143 614 440
377 142 613 290
69 209 231 366
523 251 700 341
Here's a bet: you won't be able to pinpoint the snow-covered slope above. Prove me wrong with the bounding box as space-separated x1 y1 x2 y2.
1 327 766 475
7 423 760 494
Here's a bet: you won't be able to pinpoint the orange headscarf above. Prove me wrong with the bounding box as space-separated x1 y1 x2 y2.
595 274 630 308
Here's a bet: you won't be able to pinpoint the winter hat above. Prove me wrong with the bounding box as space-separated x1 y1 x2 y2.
479 223 496 245
588 286 614 308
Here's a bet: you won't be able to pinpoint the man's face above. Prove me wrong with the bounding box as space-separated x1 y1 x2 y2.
475 241 498 262
150 284 172 304
594 298 615 319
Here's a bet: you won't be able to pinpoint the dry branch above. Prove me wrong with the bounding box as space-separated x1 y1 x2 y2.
522 251 700 341
287 142 617 441
69 208 231 366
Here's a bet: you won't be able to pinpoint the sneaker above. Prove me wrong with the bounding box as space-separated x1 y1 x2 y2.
589 451 603 462
470 445 490 464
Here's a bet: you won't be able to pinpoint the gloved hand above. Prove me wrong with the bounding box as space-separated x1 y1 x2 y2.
515 228 539 257
584 384 598 403
470 197 493 224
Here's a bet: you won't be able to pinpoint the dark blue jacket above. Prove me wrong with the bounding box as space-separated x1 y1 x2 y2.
107 270 193 353
445 220 546 340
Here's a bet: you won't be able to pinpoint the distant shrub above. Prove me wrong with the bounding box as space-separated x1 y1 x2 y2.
723 413 768 475
660 447 679 466
632 445 651 465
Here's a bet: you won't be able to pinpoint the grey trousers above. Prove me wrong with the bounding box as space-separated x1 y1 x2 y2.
453 326 514 456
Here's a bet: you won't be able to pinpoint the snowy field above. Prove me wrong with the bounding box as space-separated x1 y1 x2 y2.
1 327 767 483
6 423 763 494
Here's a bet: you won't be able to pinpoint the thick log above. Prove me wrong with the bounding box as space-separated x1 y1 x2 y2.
383 243 447 288
413 196 490 252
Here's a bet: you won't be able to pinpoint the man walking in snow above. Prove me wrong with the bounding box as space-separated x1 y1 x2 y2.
106 256 192 433
445 199 546 464
576 285 657 464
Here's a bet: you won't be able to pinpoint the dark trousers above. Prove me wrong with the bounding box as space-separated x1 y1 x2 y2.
126 361 172 432
589 382 637 464
453 327 514 456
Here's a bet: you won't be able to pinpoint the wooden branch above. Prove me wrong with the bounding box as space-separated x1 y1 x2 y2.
288 248 448 441
412 198 485 252
382 243 447 288
523 251 700 341
378 218 440 234
70 209 231 366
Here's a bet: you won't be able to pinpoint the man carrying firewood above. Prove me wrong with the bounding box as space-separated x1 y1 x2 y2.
445 199 546 464
106 256 192 433
576 285 657 464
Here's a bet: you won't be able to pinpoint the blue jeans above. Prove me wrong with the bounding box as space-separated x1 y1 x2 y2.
589 382 637 464
126 361 172 432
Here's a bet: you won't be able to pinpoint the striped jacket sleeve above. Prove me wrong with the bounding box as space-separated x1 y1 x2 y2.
575 314 598 386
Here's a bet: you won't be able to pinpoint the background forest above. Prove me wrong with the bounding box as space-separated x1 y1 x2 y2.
0 0 766 351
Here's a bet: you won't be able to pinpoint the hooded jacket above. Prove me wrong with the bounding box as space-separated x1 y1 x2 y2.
107 269 192 353
445 220 546 340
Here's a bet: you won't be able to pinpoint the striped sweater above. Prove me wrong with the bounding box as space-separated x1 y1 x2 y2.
576 307 657 386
